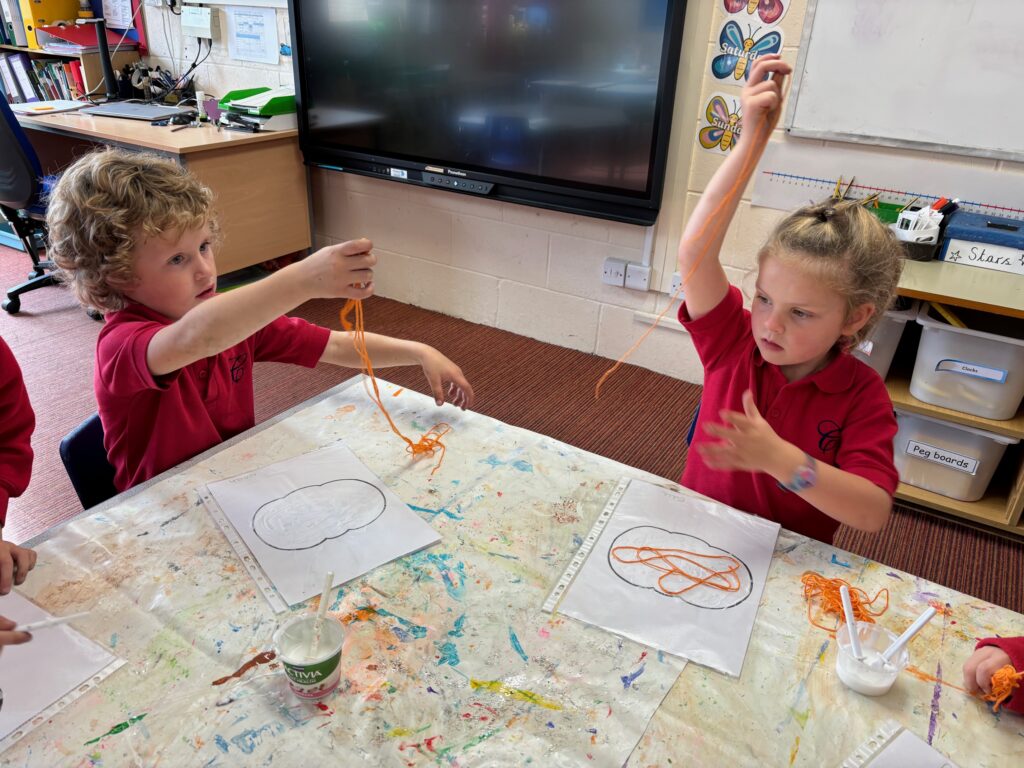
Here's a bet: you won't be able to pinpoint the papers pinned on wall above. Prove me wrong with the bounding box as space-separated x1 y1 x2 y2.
225 6 279 65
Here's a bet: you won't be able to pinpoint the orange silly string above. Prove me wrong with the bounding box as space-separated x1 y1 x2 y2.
612 545 743 596
800 571 889 633
906 663 1023 712
340 299 450 474
595 75 792 399
988 665 1024 713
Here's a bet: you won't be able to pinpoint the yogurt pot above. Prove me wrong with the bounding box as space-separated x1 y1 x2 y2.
835 621 909 697
274 615 345 699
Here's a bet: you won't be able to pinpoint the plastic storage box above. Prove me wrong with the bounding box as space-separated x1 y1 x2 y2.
853 300 917 380
909 304 1024 420
938 210 1024 277
893 410 1019 502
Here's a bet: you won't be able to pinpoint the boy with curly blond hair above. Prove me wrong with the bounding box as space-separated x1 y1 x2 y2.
48 149 473 492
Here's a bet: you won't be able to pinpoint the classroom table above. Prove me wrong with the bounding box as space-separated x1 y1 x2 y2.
3 378 1021 766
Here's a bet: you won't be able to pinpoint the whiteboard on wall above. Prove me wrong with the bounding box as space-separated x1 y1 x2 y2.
785 0 1023 161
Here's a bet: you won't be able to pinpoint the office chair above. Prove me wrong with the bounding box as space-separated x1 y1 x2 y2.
59 413 118 510
0 97 60 314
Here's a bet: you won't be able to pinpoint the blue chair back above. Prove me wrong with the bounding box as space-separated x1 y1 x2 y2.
0 97 43 211
59 413 118 510
685 401 701 447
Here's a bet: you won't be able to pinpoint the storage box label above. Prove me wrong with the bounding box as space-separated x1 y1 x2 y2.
943 239 1024 278
906 440 979 475
935 359 1007 383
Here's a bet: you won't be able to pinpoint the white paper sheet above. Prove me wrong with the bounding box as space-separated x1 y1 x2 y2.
555 479 779 677
205 442 441 607
0 592 123 747
226 6 279 65
101 0 134 29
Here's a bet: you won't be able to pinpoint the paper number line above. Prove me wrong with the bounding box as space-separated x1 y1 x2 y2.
761 170 1024 218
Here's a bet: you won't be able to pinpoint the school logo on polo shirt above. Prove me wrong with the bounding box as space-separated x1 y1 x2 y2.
817 419 842 453
230 353 248 383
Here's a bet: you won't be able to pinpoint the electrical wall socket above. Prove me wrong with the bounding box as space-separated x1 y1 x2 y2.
669 271 683 297
602 257 627 287
624 263 651 291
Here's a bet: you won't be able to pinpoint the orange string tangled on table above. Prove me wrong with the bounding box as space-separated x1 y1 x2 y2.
611 545 743 596
800 571 889 633
340 299 450 475
987 665 1024 713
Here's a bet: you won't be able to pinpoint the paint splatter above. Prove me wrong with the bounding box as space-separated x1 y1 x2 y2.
830 554 851 568
620 663 646 690
409 504 464 521
339 606 428 639
425 553 468 600
509 627 529 662
480 454 534 473
469 679 562 710
928 662 943 744
84 714 147 745
109 633 118 648
211 650 276 686
886 571 904 580
231 723 285 754
448 614 467 638
437 641 460 667
214 735 230 753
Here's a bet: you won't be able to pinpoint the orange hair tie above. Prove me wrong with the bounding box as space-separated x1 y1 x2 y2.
340 299 450 475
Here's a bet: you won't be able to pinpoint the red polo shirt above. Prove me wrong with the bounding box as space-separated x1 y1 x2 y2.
96 303 331 491
0 337 35 526
679 286 899 542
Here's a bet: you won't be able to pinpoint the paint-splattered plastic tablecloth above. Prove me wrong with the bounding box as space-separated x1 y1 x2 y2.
4 379 1022 766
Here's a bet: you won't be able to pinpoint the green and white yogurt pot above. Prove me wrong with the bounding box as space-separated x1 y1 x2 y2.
273 615 345 699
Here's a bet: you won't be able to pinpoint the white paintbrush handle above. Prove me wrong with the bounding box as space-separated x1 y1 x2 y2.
882 606 937 663
14 611 91 633
309 571 335 658
839 585 863 660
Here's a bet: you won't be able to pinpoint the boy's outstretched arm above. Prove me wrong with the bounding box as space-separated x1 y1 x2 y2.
679 54 791 321
320 332 474 410
147 239 376 376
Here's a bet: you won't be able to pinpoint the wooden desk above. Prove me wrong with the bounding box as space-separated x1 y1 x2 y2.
17 112 311 275
4 379 1020 765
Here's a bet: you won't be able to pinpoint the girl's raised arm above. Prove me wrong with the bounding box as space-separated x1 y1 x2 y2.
677 54 790 320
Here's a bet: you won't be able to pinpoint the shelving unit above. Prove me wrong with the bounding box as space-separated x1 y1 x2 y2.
892 260 1024 538
0 42 139 97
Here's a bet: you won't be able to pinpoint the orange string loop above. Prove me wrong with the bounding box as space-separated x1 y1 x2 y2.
340 299 450 475
800 571 889 633
612 545 743 596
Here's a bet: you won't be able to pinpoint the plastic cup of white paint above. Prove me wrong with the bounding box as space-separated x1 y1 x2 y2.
274 615 345 699
835 621 908 696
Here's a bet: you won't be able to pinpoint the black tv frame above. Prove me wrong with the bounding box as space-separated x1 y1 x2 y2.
289 1 688 226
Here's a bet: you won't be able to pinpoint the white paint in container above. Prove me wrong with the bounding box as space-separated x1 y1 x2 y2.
836 621 909 697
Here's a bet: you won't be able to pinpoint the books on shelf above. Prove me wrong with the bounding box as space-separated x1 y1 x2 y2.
0 50 85 103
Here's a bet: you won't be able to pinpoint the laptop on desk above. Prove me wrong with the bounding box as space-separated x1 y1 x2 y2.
81 102 190 121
